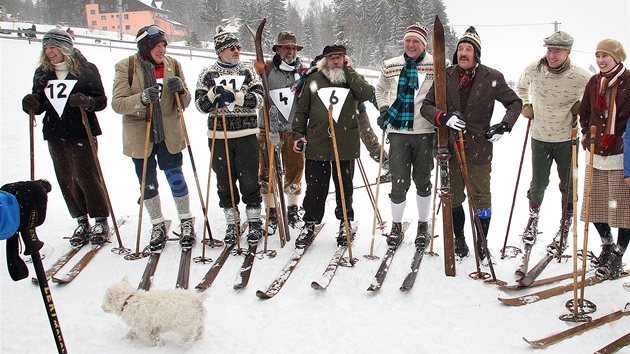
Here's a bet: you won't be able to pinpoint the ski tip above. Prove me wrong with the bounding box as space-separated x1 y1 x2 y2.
311 281 323 290
255 290 272 299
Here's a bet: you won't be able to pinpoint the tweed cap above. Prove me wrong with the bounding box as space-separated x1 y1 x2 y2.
543 31 574 50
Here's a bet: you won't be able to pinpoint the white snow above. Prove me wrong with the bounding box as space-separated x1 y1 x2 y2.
1 34 629 354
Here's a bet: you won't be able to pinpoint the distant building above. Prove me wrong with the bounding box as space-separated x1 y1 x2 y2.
85 0 186 40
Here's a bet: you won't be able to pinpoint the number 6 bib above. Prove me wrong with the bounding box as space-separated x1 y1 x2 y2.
317 87 349 123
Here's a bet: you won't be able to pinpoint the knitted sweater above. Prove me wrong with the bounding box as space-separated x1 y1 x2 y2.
515 60 591 142
195 61 264 139
375 53 437 135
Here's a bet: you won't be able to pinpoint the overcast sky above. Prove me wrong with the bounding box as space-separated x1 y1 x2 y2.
442 0 630 80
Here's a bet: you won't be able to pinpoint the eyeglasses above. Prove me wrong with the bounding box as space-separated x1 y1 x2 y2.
229 46 241 52
135 25 165 43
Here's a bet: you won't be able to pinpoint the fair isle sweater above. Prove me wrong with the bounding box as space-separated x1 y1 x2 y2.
375 53 437 135
195 61 264 139
515 60 591 143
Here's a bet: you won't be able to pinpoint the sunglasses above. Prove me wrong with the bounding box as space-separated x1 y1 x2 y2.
135 25 165 43
229 45 241 52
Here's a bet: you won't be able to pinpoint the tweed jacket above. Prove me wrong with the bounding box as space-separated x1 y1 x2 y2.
112 53 191 159
421 63 522 164
292 65 373 161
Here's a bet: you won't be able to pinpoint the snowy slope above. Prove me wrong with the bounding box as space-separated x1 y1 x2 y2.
1 35 629 354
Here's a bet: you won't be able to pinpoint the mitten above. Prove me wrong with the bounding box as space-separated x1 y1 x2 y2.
68 93 95 110
521 103 534 119
167 76 185 93
377 106 389 130
22 94 40 112
212 86 235 108
0 179 51 232
141 85 161 105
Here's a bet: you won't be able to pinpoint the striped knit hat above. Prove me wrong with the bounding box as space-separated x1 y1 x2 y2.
214 26 240 55
42 28 73 54
404 22 429 46
453 26 481 64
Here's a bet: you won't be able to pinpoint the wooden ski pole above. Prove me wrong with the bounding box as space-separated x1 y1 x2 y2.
501 118 531 258
221 108 242 252
427 170 439 256
327 105 354 264
130 102 153 259
174 92 222 247
197 110 219 263
79 108 128 254
29 109 35 180
365 129 387 260
356 157 383 224
579 126 597 307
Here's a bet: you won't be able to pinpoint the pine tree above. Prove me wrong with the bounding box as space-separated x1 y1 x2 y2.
201 0 225 40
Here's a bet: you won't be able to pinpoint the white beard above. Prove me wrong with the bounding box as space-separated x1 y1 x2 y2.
322 67 346 84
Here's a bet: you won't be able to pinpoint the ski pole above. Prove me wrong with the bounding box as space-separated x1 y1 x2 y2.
579 126 597 307
175 92 222 247
327 105 355 264
221 108 242 252
501 118 531 258
356 157 383 224
197 110 219 263
427 170 439 256
29 109 36 180
130 102 153 259
365 129 386 260
79 108 128 255
21 229 68 353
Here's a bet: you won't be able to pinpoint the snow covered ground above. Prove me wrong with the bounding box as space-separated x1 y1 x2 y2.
1 32 629 354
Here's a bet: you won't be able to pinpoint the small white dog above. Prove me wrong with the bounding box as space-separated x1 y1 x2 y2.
102 276 207 347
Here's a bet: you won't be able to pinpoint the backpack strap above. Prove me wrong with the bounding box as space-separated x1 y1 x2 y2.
167 56 180 77
127 55 135 86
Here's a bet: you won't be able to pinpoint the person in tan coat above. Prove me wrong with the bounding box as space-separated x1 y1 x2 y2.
112 25 194 251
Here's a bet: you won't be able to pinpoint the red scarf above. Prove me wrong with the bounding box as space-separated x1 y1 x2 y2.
457 66 476 90
596 63 624 147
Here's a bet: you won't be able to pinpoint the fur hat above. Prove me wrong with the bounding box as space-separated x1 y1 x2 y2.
453 26 481 64
42 28 73 54
136 25 167 63
273 31 303 52
322 44 347 57
403 22 429 46
596 39 626 63
214 26 240 55
543 31 574 50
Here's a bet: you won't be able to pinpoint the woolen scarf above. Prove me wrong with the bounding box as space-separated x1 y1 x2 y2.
384 52 424 130
596 62 624 147
139 53 165 144
457 65 476 90
536 56 571 74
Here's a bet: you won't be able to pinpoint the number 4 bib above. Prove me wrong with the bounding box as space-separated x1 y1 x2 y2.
317 87 350 123
45 80 78 117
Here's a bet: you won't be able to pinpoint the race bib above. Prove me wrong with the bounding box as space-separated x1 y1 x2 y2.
317 87 350 123
269 88 294 120
44 79 77 117
215 75 245 112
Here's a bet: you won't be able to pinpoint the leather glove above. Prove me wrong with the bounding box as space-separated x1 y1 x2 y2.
581 134 589 150
141 85 161 105
22 94 40 112
212 86 235 108
439 112 466 131
0 179 51 233
254 61 266 74
485 122 511 142
167 76 185 94
521 103 534 119
377 106 389 130
68 93 95 110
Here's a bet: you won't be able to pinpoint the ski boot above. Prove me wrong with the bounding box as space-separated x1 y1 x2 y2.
224 223 239 245
149 222 168 251
90 217 110 246
595 245 623 279
591 244 614 268
69 216 91 247
287 205 303 228
522 201 541 245
266 208 278 235
179 218 195 248
455 236 469 260
337 221 355 247
376 170 392 184
414 221 430 250
247 221 263 246
386 222 403 248
295 221 316 249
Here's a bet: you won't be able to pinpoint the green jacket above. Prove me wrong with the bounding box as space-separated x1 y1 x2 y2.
292 66 372 161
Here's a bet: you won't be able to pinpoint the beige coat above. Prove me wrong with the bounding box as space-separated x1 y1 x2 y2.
112 54 191 158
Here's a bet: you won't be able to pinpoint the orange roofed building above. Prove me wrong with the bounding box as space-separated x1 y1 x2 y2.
85 0 186 40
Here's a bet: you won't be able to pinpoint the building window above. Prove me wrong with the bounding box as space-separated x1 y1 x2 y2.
125 25 130 30
112 26 115 30
91 21 97 26
102 27 107 31
90 10 95 15
124 14 129 19
101 15 106 20
111 15 114 18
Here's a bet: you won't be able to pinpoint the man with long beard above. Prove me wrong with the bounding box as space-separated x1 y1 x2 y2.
292 45 373 247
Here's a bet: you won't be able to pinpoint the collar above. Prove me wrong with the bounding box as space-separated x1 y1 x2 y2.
121 294 134 312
